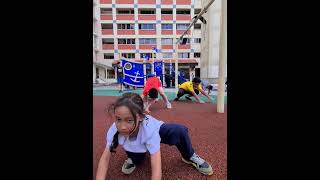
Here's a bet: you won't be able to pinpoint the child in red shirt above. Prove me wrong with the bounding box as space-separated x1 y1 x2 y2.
141 75 172 113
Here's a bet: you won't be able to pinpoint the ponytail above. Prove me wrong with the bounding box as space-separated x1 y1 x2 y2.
109 131 119 153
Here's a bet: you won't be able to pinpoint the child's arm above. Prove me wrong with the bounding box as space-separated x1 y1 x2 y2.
145 98 157 113
141 94 148 102
141 94 148 110
96 147 111 180
190 90 205 103
199 89 212 102
150 150 162 180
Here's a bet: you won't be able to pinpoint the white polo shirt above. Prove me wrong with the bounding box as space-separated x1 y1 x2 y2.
106 115 164 155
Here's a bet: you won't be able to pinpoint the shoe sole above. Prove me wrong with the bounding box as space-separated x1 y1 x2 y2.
121 162 136 175
181 158 213 176
121 166 136 175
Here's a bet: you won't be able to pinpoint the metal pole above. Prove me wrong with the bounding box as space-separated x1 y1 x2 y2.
151 52 154 75
162 60 165 86
169 59 172 87
174 39 179 93
143 61 147 85
217 0 227 113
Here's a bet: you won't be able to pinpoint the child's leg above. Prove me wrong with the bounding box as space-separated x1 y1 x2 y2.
187 89 199 97
145 98 157 113
125 151 146 165
158 87 169 104
194 89 199 95
174 88 186 101
208 89 211 95
159 123 213 175
159 123 194 160
117 77 123 92
141 94 147 109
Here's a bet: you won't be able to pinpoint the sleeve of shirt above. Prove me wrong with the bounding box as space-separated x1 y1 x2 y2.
106 122 117 147
145 130 161 155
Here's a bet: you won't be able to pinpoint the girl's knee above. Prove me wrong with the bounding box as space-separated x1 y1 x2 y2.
175 124 189 135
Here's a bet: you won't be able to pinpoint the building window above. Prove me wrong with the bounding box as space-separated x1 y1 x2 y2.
104 53 114 59
138 24 156 30
102 38 114 44
101 24 113 29
117 24 135 29
178 52 190 58
176 9 190 14
161 24 173 30
139 9 155 14
107 69 115 79
122 53 135 59
176 24 190 30
117 9 134 14
161 9 173 14
194 38 201 43
162 52 173 58
118 38 135 44
139 38 156 44
194 52 201 58
161 38 173 45
101 8 112 14
194 24 201 29
178 38 190 44
140 53 156 58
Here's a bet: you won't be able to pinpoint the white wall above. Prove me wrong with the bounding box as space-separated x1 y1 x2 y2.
93 64 96 82
98 68 106 81
194 0 202 8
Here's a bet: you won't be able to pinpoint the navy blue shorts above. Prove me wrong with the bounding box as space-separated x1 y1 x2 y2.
117 76 123 84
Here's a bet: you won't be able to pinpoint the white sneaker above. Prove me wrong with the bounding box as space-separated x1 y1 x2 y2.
182 153 213 175
121 158 136 174
166 102 172 109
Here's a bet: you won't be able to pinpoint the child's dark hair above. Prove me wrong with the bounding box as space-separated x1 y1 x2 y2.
192 77 202 84
107 92 144 153
148 88 158 99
